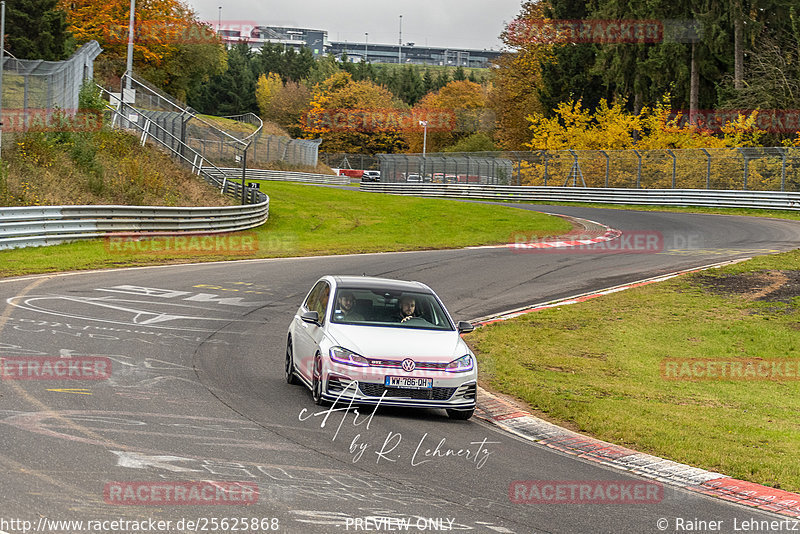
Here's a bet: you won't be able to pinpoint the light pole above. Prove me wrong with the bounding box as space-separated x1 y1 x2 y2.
125 0 135 89
419 120 428 177
364 32 368 63
217 6 221 32
398 15 402 64
0 1 5 155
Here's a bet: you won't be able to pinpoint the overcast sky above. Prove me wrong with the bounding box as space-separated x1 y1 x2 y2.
186 0 524 50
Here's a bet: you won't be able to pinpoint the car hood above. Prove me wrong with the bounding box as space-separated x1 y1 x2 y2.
328 325 468 361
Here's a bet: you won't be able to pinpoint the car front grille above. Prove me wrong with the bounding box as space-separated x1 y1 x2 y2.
367 359 449 370
358 382 457 400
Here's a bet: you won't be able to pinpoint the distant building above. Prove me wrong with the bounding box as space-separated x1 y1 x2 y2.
219 25 501 68
329 42 501 69
220 26 329 58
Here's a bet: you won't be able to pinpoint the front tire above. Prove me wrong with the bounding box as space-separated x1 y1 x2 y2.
311 352 325 405
447 408 474 420
285 338 299 385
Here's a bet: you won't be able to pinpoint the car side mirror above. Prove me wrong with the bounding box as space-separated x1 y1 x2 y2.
457 321 474 334
301 311 320 325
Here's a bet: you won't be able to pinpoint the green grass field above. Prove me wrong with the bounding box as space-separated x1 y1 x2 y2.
466 249 800 491
0 181 570 278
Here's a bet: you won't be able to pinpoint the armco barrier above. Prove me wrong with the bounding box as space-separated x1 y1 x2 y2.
359 183 800 210
217 168 348 185
0 201 269 250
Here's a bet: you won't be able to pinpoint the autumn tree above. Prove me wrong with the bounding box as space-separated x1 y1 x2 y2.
490 0 551 150
405 80 490 153
256 73 284 117
302 72 408 154
442 133 496 152
61 0 225 99
525 96 767 151
262 81 312 138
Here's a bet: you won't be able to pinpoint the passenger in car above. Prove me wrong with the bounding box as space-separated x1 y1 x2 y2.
335 292 364 321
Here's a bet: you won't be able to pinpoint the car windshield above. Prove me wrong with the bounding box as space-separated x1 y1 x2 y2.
331 287 454 331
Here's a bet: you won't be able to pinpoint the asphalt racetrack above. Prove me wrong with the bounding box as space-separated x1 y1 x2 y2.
1 204 800 533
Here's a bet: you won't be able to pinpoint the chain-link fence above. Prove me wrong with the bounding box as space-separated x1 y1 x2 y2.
1 41 101 145
189 132 322 168
378 148 800 191
319 153 381 171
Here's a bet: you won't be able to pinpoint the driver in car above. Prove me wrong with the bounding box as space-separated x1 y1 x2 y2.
395 295 419 323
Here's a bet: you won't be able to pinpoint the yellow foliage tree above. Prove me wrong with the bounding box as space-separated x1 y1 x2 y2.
256 73 284 118
520 96 777 189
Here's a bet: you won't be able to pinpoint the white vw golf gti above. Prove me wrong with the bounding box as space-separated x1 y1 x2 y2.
286 276 477 419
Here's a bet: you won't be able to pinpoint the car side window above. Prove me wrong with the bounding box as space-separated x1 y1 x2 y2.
304 281 331 324
304 282 324 313
316 283 331 324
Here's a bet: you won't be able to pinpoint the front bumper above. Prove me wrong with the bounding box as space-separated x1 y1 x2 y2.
322 375 477 409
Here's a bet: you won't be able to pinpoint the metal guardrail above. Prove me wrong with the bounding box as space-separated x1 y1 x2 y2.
215 168 349 185
0 201 269 250
359 183 800 211
0 84 271 251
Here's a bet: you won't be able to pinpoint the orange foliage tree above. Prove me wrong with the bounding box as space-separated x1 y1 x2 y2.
405 80 491 153
302 72 409 154
60 0 225 99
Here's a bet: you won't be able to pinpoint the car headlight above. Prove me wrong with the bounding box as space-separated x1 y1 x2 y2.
329 347 370 367
446 354 474 373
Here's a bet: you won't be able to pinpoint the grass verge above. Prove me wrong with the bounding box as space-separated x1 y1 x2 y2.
465 249 800 491
2 129 232 208
0 181 570 278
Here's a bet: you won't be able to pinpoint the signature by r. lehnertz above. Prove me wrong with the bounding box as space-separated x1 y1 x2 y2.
298 381 498 470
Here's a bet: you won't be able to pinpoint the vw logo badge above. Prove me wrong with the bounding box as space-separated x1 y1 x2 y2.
401 358 416 372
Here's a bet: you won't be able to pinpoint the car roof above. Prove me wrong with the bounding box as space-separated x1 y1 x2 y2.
331 275 432 293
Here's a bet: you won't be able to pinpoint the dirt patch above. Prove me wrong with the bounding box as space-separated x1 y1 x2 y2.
692 270 800 304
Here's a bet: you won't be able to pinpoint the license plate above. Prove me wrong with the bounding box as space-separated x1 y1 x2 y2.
384 376 433 389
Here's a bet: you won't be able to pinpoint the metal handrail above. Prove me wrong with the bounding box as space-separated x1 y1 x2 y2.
121 72 251 149
98 84 267 203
